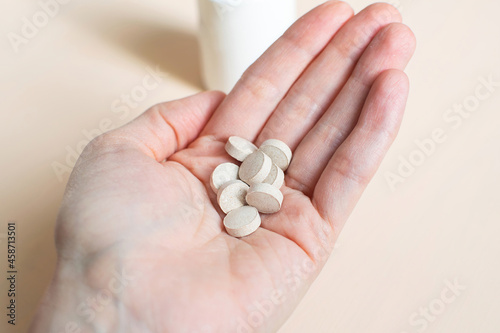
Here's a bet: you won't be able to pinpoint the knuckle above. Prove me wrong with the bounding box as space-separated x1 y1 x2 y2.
331 151 371 186
238 70 281 102
314 121 346 149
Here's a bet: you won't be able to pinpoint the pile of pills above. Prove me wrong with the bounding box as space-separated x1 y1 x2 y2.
210 136 292 238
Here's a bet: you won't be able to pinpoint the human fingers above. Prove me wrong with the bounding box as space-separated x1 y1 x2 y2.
255 3 402 149
287 23 416 195
201 1 354 141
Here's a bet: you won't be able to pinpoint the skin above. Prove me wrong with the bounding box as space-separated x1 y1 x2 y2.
29 1 416 332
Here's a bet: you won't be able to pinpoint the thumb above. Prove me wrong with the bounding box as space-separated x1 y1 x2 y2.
107 90 226 161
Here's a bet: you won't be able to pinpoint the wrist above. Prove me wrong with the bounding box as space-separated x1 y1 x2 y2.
29 258 120 333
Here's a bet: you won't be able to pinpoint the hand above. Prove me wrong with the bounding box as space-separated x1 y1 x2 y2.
30 2 415 332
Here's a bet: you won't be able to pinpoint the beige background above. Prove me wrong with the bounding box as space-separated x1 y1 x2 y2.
1 0 499 332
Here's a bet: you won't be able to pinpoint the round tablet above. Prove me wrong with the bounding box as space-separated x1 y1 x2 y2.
223 206 261 238
225 136 258 162
217 180 249 214
260 139 292 171
239 150 272 184
246 183 284 214
210 162 240 193
263 163 284 189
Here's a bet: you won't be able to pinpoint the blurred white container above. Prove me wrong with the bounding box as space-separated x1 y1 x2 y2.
197 0 296 93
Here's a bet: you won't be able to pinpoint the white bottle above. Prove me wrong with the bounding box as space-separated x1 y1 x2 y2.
197 0 296 93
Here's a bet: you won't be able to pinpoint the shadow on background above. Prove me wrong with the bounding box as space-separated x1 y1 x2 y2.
69 6 203 89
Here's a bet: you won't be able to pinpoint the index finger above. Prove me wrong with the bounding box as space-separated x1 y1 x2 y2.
201 1 354 141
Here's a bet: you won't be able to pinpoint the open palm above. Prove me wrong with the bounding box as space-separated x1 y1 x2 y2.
31 2 416 332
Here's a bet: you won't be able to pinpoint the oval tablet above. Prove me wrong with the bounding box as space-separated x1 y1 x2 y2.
239 150 272 184
217 180 249 214
260 139 292 171
225 136 258 162
263 163 284 189
210 162 240 193
246 183 283 214
224 206 261 238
